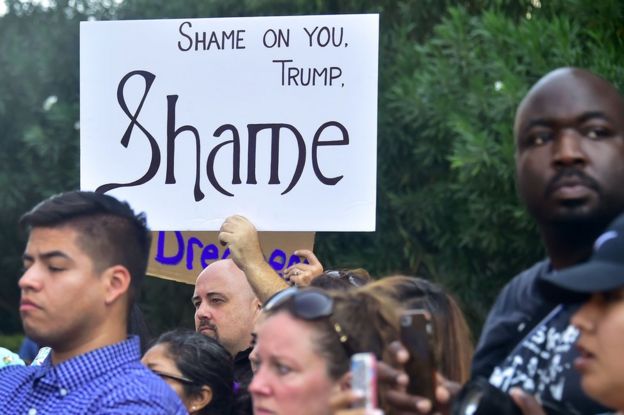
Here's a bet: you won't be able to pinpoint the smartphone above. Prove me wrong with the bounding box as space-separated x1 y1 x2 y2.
350 352 377 409
400 309 436 403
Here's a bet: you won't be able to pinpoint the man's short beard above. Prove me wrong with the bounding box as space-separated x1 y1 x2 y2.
544 212 614 242
197 322 219 341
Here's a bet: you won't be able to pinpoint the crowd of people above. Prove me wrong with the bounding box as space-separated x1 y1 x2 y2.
0 66 623 415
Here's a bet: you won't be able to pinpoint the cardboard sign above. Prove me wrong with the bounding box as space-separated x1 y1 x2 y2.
80 14 378 231
148 231 315 284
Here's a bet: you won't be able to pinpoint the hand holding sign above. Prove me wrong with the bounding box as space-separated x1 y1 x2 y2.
218 215 265 271
218 215 289 303
284 249 324 287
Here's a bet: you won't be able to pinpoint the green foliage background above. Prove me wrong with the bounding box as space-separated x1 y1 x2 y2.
1 0 623 343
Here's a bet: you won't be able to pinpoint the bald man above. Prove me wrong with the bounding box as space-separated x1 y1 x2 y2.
192 259 261 390
469 68 624 414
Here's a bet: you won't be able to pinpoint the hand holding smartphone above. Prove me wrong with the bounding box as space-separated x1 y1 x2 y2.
350 352 378 409
400 309 437 405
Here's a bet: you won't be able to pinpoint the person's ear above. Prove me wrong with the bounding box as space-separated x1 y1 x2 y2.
188 386 213 414
103 265 131 305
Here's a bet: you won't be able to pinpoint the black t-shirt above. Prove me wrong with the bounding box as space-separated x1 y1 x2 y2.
472 261 556 379
233 348 253 415
472 260 611 414
234 347 253 388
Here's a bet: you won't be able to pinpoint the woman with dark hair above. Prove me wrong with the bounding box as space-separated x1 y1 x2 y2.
523 213 624 415
142 329 241 415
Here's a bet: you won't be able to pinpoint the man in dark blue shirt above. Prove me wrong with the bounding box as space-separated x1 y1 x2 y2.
0 191 186 414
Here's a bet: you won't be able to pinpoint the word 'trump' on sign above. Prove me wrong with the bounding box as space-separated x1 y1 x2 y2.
80 14 379 231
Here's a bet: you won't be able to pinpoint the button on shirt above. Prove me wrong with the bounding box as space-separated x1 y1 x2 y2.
0 336 188 415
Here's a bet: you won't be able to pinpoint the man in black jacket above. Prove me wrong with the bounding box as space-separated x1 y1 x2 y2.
471 67 624 414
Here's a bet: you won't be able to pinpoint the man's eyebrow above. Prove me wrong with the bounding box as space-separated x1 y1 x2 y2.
191 291 226 303
519 112 613 137
206 292 228 300
206 291 225 296
22 251 71 261
577 111 612 123
519 118 551 137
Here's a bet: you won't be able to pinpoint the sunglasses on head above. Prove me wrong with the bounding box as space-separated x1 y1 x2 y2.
324 270 367 287
150 369 195 385
264 287 354 356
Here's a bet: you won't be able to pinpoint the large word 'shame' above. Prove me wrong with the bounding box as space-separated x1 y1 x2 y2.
96 70 349 200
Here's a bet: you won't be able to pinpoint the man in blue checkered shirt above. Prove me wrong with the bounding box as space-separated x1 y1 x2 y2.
0 191 187 414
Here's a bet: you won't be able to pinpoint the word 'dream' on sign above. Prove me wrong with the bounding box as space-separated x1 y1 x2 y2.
147 231 315 285
80 14 378 232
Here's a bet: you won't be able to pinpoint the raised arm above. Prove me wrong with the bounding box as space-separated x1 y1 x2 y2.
218 215 289 303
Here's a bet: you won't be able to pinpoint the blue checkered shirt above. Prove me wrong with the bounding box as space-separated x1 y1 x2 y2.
0 336 188 414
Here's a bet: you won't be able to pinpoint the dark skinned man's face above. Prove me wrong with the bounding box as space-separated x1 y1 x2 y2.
514 69 624 227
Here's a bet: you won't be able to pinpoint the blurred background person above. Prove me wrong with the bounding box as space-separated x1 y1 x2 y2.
365 275 473 383
471 67 624 415
0 347 24 368
142 329 246 415
330 275 473 414
537 213 624 414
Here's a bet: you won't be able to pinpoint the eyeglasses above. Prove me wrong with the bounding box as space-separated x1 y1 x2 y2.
324 270 367 287
264 287 354 357
151 369 195 385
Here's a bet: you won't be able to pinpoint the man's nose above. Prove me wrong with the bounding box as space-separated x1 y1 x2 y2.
552 129 587 168
18 266 43 292
196 302 213 320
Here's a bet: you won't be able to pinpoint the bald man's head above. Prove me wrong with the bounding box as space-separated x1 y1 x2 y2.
514 67 624 228
514 68 624 139
192 259 261 355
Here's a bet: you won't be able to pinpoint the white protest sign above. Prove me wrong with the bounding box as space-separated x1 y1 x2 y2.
80 14 378 231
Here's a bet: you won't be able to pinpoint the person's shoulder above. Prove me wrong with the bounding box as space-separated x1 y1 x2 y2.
505 259 548 291
471 259 552 378
0 364 34 382
492 259 549 306
97 362 187 413
0 365 36 404
483 259 554 326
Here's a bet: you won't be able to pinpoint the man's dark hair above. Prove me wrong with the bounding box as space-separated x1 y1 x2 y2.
19 191 151 308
